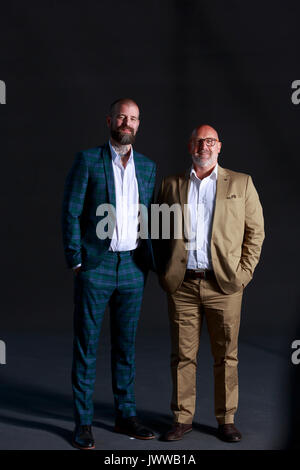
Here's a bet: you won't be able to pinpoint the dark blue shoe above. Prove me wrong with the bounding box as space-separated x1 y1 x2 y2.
114 416 155 440
72 425 95 450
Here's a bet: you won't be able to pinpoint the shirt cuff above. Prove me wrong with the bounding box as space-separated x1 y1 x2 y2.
72 264 81 270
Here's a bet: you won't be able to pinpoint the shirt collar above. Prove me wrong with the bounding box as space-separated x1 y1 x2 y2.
109 140 133 164
190 162 218 181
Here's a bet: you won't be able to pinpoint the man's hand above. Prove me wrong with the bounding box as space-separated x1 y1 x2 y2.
74 266 81 275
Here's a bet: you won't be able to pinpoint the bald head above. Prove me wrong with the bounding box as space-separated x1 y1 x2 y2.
190 124 219 141
188 124 222 174
109 98 140 118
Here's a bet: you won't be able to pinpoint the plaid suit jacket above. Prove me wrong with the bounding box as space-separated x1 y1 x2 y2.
62 143 156 271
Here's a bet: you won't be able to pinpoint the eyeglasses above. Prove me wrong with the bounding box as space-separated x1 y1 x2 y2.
193 138 219 147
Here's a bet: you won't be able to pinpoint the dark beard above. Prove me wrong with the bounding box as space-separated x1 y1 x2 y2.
110 127 136 145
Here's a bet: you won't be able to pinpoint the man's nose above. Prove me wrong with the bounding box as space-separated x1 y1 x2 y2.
198 139 207 150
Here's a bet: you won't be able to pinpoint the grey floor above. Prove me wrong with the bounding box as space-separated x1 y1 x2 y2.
0 325 293 451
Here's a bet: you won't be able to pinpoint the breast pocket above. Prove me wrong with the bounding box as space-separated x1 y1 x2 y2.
224 196 244 219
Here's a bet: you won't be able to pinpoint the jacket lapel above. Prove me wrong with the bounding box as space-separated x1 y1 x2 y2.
211 165 231 232
133 152 146 206
215 165 231 200
178 170 191 240
178 165 231 240
178 169 190 208
102 143 116 208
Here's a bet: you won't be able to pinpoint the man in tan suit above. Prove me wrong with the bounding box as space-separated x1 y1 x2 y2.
155 124 264 442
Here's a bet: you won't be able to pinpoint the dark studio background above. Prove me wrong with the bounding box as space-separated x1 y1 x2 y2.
0 0 299 450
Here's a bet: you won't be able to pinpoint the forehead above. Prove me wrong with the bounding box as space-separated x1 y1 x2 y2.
114 102 139 118
193 126 218 139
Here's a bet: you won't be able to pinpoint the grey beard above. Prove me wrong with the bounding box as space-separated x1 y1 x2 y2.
110 129 136 145
192 155 212 168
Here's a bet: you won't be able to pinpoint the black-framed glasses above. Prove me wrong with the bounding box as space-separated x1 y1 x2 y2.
193 138 219 147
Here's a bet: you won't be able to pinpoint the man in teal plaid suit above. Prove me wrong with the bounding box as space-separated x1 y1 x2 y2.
62 98 156 450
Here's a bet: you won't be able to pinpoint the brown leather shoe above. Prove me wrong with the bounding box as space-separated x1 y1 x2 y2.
218 424 242 442
163 423 192 441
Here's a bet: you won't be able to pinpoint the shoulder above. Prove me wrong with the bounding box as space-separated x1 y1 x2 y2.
133 150 156 169
74 144 111 170
219 166 251 182
160 171 188 187
78 145 104 161
219 166 259 197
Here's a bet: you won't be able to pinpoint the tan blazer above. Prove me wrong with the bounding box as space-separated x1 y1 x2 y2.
154 165 265 295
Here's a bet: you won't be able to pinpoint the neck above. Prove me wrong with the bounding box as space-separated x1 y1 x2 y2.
193 163 217 180
110 139 131 157
110 139 131 168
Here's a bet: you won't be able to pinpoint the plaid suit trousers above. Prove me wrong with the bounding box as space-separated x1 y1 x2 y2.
72 250 145 425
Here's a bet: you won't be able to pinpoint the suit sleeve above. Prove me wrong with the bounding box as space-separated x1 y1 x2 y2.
144 162 157 272
61 152 89 269
152 177 167 274
156 176 165 205
240 175 265 278
148 162 156 206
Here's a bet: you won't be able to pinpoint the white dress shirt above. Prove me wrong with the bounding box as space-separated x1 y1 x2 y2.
108 141 139 251
186 164 218 270
72 142 139 269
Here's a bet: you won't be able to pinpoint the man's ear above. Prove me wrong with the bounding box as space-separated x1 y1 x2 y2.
106 115 111 128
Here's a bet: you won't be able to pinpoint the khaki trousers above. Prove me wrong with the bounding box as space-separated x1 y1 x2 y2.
167 276 243 425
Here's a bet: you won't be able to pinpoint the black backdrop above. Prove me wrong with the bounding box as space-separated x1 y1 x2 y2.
0 0 299 447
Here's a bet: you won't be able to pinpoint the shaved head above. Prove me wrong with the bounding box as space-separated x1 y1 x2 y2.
109 98 140 118
190 124 219 141
188 124 222 176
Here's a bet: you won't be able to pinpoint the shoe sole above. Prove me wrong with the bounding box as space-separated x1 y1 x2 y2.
164 428 193 441
114 427 156 440
217 436 241 443
72 439 95 450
